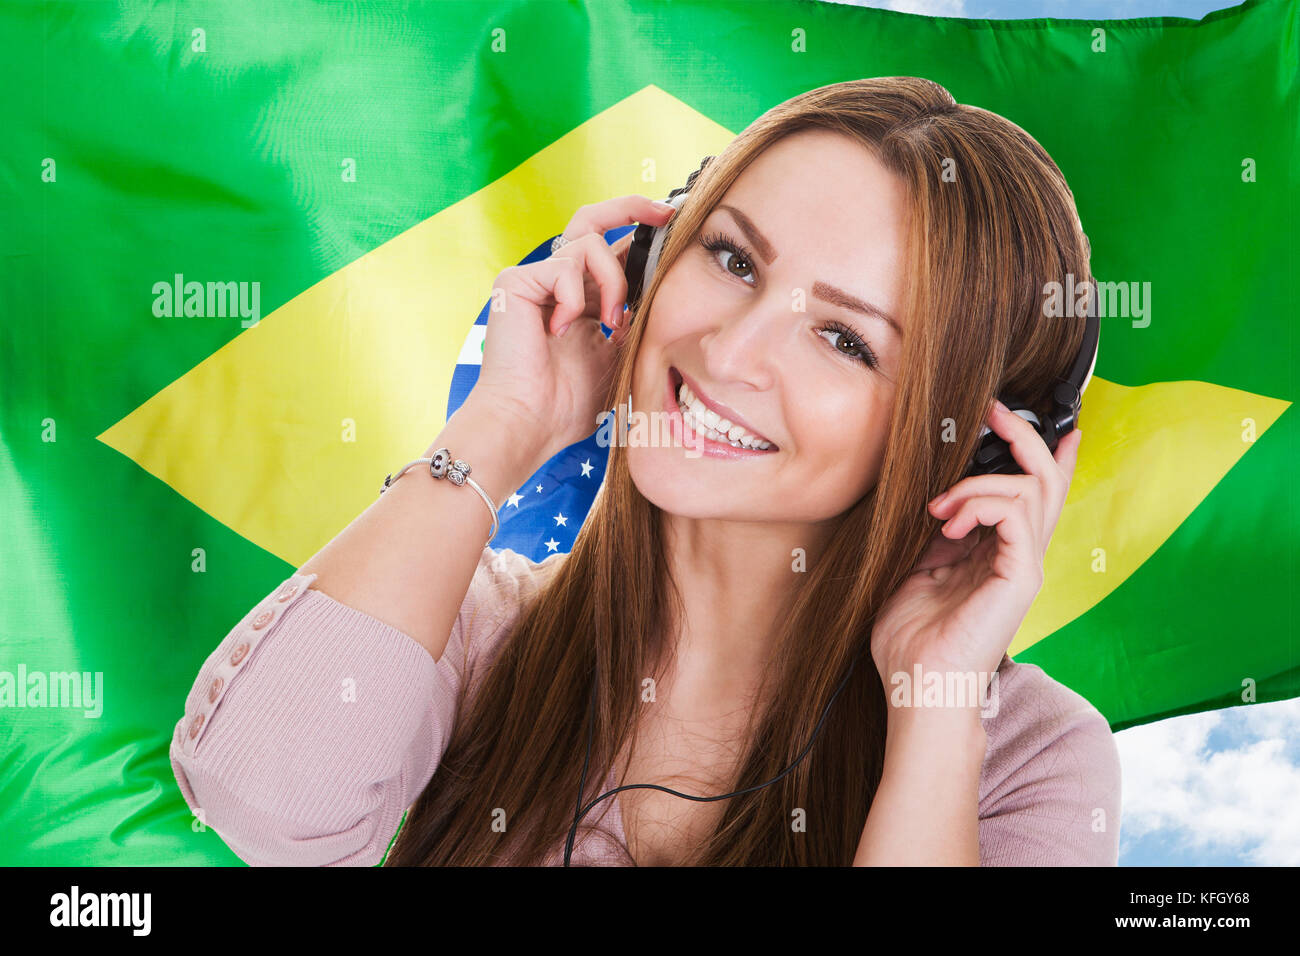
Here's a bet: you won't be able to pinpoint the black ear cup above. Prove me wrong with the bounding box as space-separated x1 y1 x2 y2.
966 379 1082 477
967 395 1042 477
625 156 714 313
622 221 655 312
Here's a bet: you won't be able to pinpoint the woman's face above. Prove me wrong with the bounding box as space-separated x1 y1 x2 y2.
627 128 910 524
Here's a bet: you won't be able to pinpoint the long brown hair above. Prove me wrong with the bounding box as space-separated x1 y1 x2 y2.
385 76 1090 866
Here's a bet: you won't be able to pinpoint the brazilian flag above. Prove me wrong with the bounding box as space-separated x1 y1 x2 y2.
0 0 1295 866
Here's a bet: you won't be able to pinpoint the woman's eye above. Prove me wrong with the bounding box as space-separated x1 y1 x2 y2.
718 249 754 281
818 325 880 370
700 232 757 285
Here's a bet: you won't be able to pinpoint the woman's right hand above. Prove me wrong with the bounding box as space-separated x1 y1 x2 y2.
466 195 677 463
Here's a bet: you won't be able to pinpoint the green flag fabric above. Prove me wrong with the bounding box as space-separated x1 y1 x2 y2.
1 0 1296 865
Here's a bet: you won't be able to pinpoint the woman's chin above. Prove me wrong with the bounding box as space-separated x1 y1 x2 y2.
626 453 778 526
625 446 723 516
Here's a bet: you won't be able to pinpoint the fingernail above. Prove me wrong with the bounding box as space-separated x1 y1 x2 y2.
993 399 1008 413
652 200 676 214
930 491 948 505
557 323 569 337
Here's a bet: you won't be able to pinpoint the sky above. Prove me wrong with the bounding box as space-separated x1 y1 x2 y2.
825 0 1240 18
820 0 1297 869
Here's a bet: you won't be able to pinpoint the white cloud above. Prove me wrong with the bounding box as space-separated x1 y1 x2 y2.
818 0 970 17
1115 697 1300 865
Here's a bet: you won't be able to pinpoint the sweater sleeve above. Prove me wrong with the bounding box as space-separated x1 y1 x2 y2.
168 544 561 867
976 660 1123 866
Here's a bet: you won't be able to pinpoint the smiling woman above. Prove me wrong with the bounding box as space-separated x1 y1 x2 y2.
381 76 1105 866
171 76 1116 868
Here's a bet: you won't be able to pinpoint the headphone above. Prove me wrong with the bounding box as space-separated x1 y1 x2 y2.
563 156 1100 864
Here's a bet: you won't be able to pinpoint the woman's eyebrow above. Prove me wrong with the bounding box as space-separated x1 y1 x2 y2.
715 203 902 340
716 203 779 264
811 281 903 341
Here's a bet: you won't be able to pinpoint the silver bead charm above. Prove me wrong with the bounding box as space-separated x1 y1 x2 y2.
448 459 471 486
428 448 453 479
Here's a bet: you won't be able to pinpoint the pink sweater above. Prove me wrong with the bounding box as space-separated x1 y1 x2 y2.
170 544 1122 866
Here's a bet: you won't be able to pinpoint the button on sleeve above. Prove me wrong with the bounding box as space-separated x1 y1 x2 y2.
168 570 457 867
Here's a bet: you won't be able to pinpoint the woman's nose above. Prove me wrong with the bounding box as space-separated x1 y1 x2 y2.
699 303 785 390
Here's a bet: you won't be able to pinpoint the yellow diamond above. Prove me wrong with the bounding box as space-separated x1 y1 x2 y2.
97 85 735 568
95 85 1290 655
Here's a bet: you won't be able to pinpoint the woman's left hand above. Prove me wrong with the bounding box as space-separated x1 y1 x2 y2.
869 399 1083 699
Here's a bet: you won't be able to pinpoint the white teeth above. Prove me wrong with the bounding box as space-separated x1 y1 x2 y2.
675 379 772 449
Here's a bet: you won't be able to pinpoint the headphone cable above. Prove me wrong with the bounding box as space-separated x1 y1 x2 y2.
563 646 864 866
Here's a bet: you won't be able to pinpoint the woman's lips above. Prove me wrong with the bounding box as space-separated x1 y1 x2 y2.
674 367 777 448
663 366 778 460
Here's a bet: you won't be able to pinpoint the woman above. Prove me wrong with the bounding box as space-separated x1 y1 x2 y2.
170 76 1118 867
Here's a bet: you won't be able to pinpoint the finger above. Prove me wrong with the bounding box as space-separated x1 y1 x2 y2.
984 399 1066 510
572 231 637 327
545 258 589 337
929 474 1042 551
1040 427 1083 540
501 256 591 337
550 233 628 337
563 195 676 247
939 493 1039 576
1053 426 1083 485
912 523 983 572
928 473 1037 513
